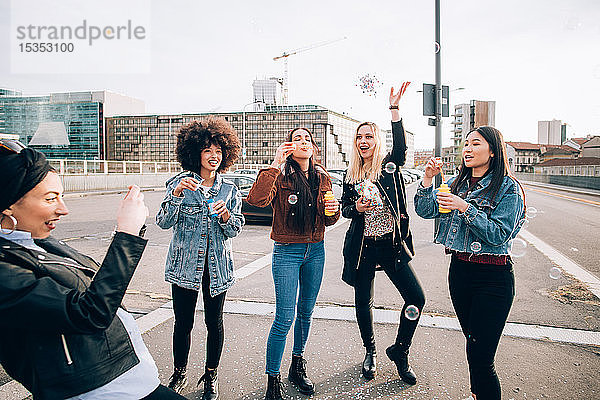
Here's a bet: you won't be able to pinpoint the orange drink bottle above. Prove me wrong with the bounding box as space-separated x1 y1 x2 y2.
324 191 336 216
438 183 451 214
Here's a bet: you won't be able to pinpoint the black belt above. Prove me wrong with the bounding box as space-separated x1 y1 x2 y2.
364 232 393 242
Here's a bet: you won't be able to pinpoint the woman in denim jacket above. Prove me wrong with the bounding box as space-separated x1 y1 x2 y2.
414 126 525 400
156 118 244 399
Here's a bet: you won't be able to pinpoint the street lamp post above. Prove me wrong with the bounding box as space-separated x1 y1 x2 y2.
242 101 264 169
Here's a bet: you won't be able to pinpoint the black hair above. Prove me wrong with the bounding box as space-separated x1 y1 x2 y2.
176 117 240 174
283 127 320 233
450 126 511 202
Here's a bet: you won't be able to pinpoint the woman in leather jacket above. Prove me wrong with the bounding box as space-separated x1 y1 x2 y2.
341 84 425 384
0 141 184 399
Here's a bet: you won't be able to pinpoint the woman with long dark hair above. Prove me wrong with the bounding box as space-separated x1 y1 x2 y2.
414 126 525 400
246 127 340 400
341 84 425 384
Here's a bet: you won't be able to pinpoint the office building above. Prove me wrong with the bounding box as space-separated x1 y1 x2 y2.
538 119 565 145
0 89 144 159
105 105 364 169
252 78 282 111
383 128 415 168
450 100 496 165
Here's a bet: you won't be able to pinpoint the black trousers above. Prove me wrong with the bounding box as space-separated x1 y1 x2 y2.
449 255 515 400
354 237 426 352
142 384 187 399
171 266 226 370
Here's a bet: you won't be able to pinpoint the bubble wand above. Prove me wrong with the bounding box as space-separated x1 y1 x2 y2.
437 159 451 213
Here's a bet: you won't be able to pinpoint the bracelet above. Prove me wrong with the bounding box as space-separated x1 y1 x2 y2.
389 105 399 110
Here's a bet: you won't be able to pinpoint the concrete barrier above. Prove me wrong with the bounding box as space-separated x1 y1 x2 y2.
61 174 171 192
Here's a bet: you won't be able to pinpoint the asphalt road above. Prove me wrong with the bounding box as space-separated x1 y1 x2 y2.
1 182 600 399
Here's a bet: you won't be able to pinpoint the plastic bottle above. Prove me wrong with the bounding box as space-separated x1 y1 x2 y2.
438 183 451 214
206 198 219 217
324 190 336 216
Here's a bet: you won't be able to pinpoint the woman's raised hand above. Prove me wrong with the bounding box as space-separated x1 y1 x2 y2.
271 142 297 168
173 177 200 197
423 157 443 187
116 185 149 236
389 82 411 107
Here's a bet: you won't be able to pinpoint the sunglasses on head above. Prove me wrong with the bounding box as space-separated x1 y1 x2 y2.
0 139 27 154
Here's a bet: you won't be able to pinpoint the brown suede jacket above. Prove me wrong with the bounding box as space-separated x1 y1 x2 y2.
246 165 340 243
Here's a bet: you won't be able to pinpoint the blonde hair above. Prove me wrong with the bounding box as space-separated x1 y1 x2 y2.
345 122 387 184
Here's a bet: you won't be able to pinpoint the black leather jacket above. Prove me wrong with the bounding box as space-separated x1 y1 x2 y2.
341 119 415 286
0 232 147 399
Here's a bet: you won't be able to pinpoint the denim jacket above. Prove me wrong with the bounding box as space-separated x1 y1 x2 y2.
156 171 244 296
414 174 524 255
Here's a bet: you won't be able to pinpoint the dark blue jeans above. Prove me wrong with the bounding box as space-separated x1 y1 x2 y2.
266 241 325 375
449 255 515 400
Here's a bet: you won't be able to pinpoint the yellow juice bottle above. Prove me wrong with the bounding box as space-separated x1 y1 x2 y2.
438 183 451 213
324 190 336 216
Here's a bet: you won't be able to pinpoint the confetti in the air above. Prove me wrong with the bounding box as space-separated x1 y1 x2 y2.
356 74 383 97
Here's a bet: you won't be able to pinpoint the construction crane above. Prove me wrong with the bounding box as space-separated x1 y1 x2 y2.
273 36 347 104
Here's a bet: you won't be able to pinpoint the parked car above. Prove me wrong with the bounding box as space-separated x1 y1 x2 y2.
222 173 272 222
233 168 259 175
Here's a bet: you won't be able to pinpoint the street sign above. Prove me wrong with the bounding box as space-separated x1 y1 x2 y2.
422 83 449 117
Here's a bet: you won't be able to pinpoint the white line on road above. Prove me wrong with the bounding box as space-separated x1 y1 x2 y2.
519 229 600 300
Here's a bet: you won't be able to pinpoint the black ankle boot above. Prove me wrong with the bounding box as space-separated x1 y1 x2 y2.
288 355 315 395
386 344 417 385
167 366 188 394
265 374 285 400
362 349 377 380
198 367 218 400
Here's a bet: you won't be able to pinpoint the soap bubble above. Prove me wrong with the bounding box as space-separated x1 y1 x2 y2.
470 241 482 252
549 267 562 280
288 194 298 205
509 238 527 258
520 218 530 230
526 207 538 219
404 305 420 321
384 162 397 174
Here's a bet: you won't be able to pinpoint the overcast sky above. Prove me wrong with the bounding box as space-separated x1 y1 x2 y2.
1 0 598 149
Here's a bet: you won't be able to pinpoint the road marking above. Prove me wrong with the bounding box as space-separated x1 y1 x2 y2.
519 229 600 300
526 187 600 207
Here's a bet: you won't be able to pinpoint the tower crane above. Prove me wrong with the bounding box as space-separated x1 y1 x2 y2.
273 36 347 105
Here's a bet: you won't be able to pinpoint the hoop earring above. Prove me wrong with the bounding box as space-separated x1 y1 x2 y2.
0 214 17 235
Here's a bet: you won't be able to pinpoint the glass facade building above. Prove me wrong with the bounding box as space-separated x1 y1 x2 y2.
0 89 144 159
105 105 363 169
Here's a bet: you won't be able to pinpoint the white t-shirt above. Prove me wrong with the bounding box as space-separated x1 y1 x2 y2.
66 308 160 399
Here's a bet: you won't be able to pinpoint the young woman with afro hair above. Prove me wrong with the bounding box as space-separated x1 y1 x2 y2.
156 117 245 399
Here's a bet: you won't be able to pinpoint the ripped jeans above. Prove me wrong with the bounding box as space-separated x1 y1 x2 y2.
265 241 325 375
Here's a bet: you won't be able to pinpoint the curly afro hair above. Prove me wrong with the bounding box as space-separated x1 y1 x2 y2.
176 117 241 174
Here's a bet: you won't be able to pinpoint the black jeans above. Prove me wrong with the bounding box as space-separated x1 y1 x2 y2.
449 255 515 400
142 384 187 399
171 266 226 370
354 237 425 352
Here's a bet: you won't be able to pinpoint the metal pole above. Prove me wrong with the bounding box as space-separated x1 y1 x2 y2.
434 0 442 235
242 108 246 169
